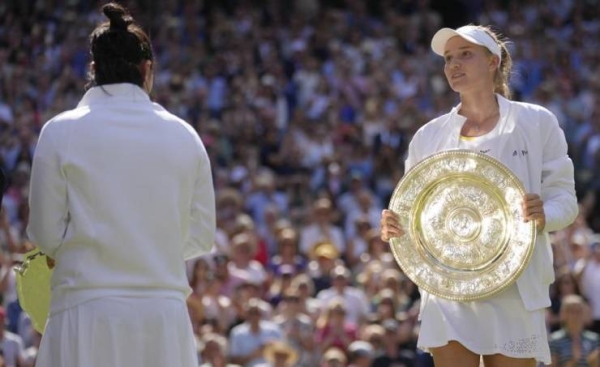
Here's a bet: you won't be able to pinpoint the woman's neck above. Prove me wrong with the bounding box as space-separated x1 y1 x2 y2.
459 92 500 135
459 93 499 121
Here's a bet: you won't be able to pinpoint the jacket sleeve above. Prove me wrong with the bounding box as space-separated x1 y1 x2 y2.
183 142 216 260
540 111 578 233
27 123 69 257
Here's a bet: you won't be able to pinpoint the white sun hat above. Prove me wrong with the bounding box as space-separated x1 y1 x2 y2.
431 25 501 61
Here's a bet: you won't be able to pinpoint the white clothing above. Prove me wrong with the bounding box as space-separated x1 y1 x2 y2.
229 260 268 285
2 331 25 367
406 95 578 312
36 296 198 367
228 321 283 367
299 223 345 255
316 286 370 325
405 95 577 364
418 285 551 364
578 259 600 319
27 83 216 366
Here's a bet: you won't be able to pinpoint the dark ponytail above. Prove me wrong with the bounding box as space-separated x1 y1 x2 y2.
86 2 154 89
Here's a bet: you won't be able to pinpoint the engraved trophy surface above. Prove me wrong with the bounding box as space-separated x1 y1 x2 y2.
388 149 536 301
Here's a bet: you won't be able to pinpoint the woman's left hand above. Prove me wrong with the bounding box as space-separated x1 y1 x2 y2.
522 193 545 231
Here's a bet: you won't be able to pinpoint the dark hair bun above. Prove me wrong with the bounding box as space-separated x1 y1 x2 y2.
102 2 134 31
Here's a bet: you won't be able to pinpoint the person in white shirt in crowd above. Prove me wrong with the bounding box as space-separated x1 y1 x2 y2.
299 197 345 256
380 24 578 366
574 237 600 336
229 298 283 367
273 288 317 366
0 307 25 367
316 265 369 326
228 232 268 289
26 3 215 367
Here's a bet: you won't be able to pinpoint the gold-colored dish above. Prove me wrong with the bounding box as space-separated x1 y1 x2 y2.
14 249 52 333
388 149 535 301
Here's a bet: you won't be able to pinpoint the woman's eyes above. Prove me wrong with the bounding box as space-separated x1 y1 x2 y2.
445 50 473 63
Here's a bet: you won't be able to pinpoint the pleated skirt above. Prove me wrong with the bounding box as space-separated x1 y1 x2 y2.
417 285 551 365
36 296 198 367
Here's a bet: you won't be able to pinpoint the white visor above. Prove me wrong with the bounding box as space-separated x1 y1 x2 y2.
431 25 501 61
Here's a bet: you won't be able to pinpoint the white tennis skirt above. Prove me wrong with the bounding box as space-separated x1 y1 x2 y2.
417 285 551 365
36 296 198 367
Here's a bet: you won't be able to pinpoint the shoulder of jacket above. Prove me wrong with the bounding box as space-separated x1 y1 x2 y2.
411 111 452 143
510 100 557 121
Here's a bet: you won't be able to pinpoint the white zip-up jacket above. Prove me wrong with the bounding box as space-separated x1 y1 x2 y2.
406 94 578 311
27 83 216 313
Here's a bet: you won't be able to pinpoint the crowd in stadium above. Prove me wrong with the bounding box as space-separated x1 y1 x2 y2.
1 0 600 366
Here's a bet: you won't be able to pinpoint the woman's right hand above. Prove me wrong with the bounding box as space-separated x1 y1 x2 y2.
380 209 404 242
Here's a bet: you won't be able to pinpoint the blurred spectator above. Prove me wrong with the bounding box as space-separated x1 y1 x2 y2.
347 340 375 367
199 332 241 367
316 266 369 325
548 269 583 333
266 265 296 306
228 233 268 291
261 340 299 367
268 227 306 276
0 306 25 367
549 295 599 366
371 319 416 367
290 274 321 321
574 238 600 335
320 347 348 367
228 298 282 367
299 198 346 255
273 288 316 366
315 298 358 354
307 241 342 294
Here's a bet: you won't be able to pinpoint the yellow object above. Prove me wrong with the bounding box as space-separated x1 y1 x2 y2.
14 248 52 333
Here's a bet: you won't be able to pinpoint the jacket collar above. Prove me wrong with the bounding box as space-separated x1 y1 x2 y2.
445 94 514 149
77 83 150 107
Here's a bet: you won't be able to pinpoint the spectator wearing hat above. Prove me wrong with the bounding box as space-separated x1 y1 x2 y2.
347 340 375 367
320 347 348 367
260 340 299 367
273 288 316 366
268 227 306 277
371 319 416 367
228 298 282 367
307 241 343 294
316 266 369 325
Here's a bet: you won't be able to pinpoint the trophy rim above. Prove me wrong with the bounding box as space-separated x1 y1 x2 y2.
388 149 536 302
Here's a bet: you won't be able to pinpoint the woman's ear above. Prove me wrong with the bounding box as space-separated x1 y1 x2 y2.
489 55 500 71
